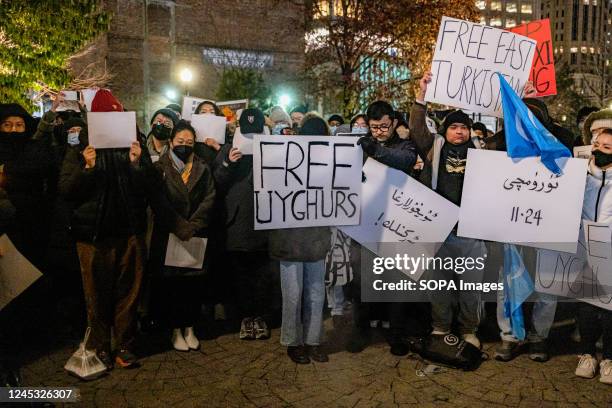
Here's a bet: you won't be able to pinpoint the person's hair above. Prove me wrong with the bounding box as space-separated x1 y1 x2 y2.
577 106 599 125
171 120 196 141
350 114 367 129
366 101 395 122
195 100 221 116
472 122 488 134
600 128 612 138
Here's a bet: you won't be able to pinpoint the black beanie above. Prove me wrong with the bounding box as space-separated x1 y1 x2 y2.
239 108 265 134
0 103 36 136
150 108 179 127
441 110 472 135
300 117 329 136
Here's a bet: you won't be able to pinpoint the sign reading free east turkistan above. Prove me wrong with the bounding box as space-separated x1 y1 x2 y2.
252 135 363 230
426 16 537 117
457 149 587 253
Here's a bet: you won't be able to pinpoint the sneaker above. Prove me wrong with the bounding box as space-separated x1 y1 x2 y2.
239 317 256 340
381 321 390 329
214 303 226 321
183 327 200 350
115 349 140 369
287 346 310 364
369 320 380 328
462 333 481 349
528 341 549 362
172 328 189 351
307 345 329 362
253 317 270 340
600 359 612 384
97 350 114 371
495 340 521 362
575 354 598 379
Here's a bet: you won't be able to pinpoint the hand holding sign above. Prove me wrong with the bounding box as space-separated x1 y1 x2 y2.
83 146 96 169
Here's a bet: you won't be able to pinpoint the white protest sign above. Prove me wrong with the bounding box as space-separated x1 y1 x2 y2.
340 159 460 280
81 88 99 111
573 145 592 159
457 149 587 253
87 112 137 149
190 114 227 144
232 126 270 155
0 234 43 311
426 17 537 117
583 220 612 284
164 234 207 269
253 135 362 230
181 96 211 121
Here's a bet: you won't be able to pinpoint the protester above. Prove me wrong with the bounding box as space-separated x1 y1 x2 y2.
582 108 612 145
472 122 488 148
409 72 486 349
574 128 612 384
575 106 599 146
146 108 179 163
214 108 277 341
269 105 292 135
193 100 224 164
58 90 153 369
165 103 182 119
327 114 344 135
349 114 368 134
148 120 215 351
269 113 331 364
347 100 420 355
290 105 308 131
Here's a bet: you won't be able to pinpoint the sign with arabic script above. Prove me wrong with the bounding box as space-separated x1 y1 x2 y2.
457 149 587 253
341 159 459 280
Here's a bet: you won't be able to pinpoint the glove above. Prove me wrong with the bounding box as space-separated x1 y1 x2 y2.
357 136 377 156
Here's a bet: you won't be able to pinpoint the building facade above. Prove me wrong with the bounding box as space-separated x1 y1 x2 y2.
70 0 306 126
476 0 541 28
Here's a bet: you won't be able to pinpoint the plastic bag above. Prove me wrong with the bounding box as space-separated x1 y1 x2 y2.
64 327 107 380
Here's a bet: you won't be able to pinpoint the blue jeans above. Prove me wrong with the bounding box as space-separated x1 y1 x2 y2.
280 260 326 346
496 266 557 342
326 285 346 316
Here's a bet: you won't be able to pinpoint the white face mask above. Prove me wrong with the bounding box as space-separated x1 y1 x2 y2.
67 131 80 146
330 125 338 134
352 126 368 135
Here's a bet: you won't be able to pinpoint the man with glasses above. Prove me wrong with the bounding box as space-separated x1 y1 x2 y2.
348 100 419 355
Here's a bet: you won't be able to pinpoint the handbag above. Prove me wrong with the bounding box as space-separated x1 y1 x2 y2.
64 327 107 380
325 228 353 286
410 334 487 371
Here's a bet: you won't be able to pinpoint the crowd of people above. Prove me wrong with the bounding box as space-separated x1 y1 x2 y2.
0 72 611 386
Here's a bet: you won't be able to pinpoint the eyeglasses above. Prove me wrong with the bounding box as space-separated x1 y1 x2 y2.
369 123 392 133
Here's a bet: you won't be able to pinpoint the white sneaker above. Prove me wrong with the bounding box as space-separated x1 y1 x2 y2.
575 354 598 378
171 328 189 351
599 359 612 384
184 327 200 350
462 333 481 349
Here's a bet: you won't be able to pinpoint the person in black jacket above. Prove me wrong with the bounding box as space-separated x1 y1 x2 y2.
58 91 158 370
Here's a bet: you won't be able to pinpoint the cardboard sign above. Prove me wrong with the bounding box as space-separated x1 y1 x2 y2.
0 234 43 311
232 126 270 155
86 112 137 149
574 145 592 159
253 135 362 230
509 19 557 97
457 149 587 252
190 114 227 144
181 96 211 121
426 17 536 117
340 159 460 280
217 99 248 123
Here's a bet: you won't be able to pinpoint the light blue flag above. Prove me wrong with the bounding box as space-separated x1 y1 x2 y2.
497 73 571 174
502 244 534 341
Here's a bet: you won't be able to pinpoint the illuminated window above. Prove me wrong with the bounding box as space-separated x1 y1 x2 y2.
476 0 486 9
491 1 502 11
506 19 517 27
570 47 578 52
590 47 595 53
559 47 564 53
506 2 517 12
583 0 589 4
581 46 587 53
490 17 502 26
521 3 533 13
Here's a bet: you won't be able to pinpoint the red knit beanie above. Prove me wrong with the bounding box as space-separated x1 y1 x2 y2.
90 89 124 112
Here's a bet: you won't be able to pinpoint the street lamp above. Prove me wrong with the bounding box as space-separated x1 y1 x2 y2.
279 93 291 108
165 89 177 101
180 68 193 96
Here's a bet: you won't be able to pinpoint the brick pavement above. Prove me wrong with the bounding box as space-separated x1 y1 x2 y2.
20 319 612 407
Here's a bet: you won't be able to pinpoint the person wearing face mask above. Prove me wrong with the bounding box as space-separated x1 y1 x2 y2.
350 114 369 135
574 128 612 384
146 108 179 163
410 72 487 350
192 100 226 165
269 106 292 135
582 108 612 146
327 114 344 136
290 105 307 132
148 120 215 352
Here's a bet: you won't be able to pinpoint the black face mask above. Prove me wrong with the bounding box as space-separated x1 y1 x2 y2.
173 145 193 163
592 149 612 168
151 124 172 141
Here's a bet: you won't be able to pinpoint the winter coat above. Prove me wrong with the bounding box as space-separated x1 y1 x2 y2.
58 131 157 242
409 102 481 192
148 152 216 277
582 160 612 225
360 131 417 175
213 144 268 252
